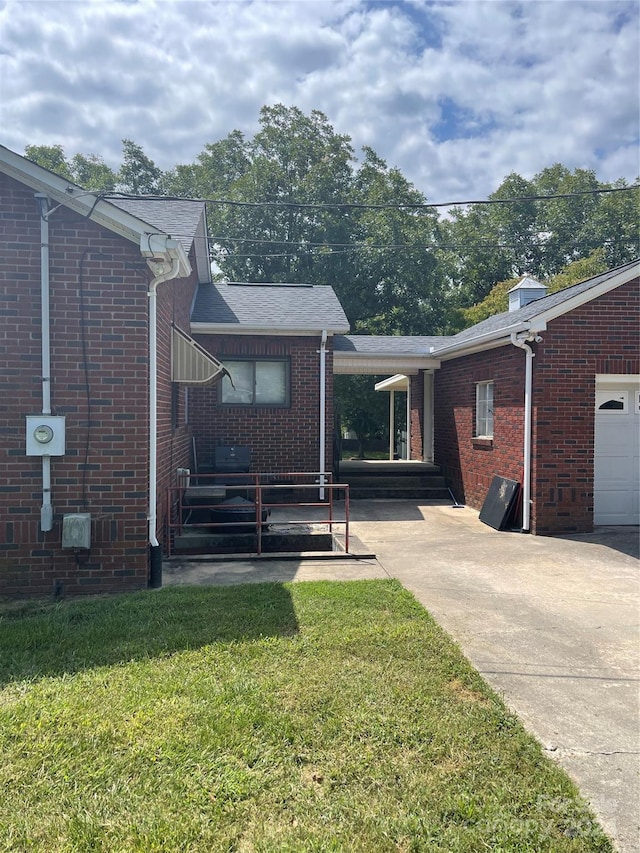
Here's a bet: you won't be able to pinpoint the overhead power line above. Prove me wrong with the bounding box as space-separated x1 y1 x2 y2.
104 183 639 212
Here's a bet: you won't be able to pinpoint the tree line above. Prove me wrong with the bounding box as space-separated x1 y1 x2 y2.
25 104 638 340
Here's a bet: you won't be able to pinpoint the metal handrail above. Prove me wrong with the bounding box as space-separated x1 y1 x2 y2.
166 475 349 557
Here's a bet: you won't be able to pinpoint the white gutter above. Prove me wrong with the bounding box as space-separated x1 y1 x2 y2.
35 194 53 531
510 331 542 533
319 330 327 499
434 321 533 360
190 324 348 336
140 235 190 555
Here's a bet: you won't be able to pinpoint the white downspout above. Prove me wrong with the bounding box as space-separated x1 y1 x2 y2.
510 332 542 533
35 194 53 531
147 256 181 548
319 330 327 499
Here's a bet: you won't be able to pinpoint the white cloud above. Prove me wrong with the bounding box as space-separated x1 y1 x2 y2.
0 0 637 202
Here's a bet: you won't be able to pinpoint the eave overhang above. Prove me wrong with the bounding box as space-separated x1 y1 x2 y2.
333 354 440 374
190 323 349 337
0 145 192 274
374 374 409 392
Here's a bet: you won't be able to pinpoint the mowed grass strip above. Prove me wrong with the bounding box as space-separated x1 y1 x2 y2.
0 580 611 852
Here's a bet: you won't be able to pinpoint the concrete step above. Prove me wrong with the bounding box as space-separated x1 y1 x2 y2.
339 475 447 489
348 486 452 500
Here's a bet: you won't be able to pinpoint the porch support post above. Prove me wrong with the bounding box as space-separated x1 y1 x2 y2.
389 389 395 460
405 383 411 460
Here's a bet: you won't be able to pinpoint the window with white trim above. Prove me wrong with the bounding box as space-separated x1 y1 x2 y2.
220 359 290 407
475 381 494 438
595 391 628 413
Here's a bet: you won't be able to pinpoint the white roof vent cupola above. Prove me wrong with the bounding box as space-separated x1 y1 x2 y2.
508 275 548 312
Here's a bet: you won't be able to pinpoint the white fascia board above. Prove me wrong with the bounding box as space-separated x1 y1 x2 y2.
529 263 640 327
333 354 439 374
375 374 409 392
0 145 174 249
433 322 533 361
190 324 349 336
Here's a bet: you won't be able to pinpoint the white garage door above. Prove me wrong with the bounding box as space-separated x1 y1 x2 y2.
594 378 640 525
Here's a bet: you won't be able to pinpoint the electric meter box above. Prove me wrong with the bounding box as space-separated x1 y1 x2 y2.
62 514 91 550
26 415 66 456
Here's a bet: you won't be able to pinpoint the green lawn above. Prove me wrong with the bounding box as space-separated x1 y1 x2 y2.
0 580 611 852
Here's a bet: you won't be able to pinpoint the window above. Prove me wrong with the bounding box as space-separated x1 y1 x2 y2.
475 381 494 438
595 391 628 413
220 359 290 406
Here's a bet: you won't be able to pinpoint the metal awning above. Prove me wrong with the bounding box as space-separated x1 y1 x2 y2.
171 325 228 385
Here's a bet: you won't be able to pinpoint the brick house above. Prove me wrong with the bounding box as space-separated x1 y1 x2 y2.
1 142 637 597
0 146 221 596
0 146 348 597
338 262 638 534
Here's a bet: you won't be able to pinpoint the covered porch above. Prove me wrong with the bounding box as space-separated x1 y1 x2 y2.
332 335 443 464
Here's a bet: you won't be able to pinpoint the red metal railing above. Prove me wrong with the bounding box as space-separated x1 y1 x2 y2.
165 471 349 557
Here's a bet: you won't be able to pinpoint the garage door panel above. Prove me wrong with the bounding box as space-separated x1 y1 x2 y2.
594 380 640 526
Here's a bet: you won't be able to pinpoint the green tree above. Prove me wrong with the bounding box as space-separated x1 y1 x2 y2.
24 144 74 180
457 248 611 329
334 375 389 459
118 139 163 194
70 153 117 191
348 147 443 334
441 165 638 311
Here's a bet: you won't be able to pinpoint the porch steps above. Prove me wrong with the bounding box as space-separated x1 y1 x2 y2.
337 461 450 501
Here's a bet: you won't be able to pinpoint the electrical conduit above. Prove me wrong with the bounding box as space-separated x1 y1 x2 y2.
319 330 327 500
35 193 53 531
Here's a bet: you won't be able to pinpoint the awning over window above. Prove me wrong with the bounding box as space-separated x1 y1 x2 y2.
171 325 228 385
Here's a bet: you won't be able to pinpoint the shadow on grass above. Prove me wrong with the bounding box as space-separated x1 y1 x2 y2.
0 583 299 687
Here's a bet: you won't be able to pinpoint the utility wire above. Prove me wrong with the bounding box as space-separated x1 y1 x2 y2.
104 182 640 212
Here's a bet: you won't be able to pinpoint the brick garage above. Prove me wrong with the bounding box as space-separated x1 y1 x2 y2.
433 267 640 534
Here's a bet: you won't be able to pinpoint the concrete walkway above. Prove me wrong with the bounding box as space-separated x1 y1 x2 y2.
164 501 639 852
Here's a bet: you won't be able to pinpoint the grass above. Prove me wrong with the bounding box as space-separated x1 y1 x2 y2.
0 580 612 852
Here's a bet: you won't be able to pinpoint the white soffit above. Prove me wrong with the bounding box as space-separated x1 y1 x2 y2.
375 374 409 392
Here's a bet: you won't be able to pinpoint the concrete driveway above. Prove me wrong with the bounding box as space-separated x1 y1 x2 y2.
165 500 639 851
348 501 639 853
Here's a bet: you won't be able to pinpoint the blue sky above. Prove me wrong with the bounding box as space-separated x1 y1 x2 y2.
0 0 637 202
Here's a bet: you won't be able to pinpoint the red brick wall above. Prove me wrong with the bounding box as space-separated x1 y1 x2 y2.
434 277 640 535
409 374 424 460
189 334 334 476
0 172 197 596
532 278 639 534
434 346 526 517
155 264 199 545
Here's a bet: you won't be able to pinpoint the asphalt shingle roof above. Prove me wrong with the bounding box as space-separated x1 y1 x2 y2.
191 282 350 332
333 335 452 354
438 260 639 350
108 197 205 255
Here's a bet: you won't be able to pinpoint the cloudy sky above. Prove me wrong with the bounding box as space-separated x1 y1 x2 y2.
0 0 638 202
